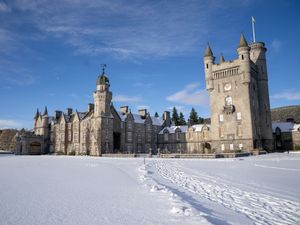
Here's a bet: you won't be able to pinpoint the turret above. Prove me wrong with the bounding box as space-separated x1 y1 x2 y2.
34 108 40 128
219 53 225 64
237 33 251 84
93 66 112 117
41 106 49 136
249 42 267 81
203 44 215 91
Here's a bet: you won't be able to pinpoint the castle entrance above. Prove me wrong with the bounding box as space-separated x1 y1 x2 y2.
203 142 211 154
29 141 41 155
113 132 121 152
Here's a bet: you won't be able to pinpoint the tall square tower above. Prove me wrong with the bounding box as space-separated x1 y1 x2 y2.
203 34 273 153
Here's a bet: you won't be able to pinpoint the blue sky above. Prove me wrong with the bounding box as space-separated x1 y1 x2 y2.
0 0 300 129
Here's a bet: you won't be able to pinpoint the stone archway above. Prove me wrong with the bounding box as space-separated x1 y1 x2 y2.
203 142 211 154
29 141 42 155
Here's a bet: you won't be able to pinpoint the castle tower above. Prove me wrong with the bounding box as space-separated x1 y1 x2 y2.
41 106 49 137
203 34 272 153
249 42 273 150
91 66 114 155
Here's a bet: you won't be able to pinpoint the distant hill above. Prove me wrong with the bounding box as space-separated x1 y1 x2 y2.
271 105 300 123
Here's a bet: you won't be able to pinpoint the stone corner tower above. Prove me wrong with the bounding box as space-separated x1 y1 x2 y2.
203 34 273 153
92 67 114 155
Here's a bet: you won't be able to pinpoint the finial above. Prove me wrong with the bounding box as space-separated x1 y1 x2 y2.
100 64 107 75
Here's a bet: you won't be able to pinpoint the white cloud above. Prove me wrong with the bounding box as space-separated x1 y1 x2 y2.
137 105 150 110
166 82 209 106
272 90 300 101
0 2 10 12
0 119 23 129
113 94 141 103
7 0 227 59
271 39 281 53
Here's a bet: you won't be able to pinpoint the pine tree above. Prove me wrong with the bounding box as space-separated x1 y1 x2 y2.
171 107 180 126
154 112 159 117
198 116 204 124
178 112 187 125
189 108 199 125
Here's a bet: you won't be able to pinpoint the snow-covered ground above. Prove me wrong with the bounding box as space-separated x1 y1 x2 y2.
0 153 299 225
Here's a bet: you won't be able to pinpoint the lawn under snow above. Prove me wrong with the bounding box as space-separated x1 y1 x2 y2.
0 153 300 225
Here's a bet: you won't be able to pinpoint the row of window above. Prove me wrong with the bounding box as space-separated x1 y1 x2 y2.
219 112 242 122
221 143 243 151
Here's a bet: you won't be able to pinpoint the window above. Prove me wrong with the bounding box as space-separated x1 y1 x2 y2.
164 133 169 142
241 55 244 60
237 112 242 120
225 96 232 106
206 64 208 69
219 114 224 122
230 144 234 150
219 126 225 138
127 132 132 142
239 144 243 150
221 144 225 151
127 122 132 129
237 125 242 137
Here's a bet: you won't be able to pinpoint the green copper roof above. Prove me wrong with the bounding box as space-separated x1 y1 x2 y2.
96 73 110 86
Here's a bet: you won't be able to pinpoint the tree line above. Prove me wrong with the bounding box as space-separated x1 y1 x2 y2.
155 107 205 126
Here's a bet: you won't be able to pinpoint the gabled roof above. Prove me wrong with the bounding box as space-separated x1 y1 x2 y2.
272 122 300 132
116 111 164 126
159 124 210 134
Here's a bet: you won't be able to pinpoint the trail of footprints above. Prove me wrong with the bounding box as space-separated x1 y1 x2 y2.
153 161 300 225
138 164 211 224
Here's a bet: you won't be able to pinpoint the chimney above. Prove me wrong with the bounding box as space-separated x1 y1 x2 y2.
163 111 171 127
88 103 94 112
138 109 147 119
66 108 73 116
55 111 62 120
120 106 129 115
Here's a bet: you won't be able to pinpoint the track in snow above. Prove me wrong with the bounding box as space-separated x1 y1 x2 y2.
150 160 300 225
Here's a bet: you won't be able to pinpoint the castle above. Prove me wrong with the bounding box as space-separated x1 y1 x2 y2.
15 34 300 156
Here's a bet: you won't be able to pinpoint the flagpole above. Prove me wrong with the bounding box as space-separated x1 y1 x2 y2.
252 16 256 43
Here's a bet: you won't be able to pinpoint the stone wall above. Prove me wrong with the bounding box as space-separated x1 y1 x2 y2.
0 129 18 152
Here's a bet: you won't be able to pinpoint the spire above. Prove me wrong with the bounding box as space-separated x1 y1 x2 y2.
238 33 248 48
43 106 48 116
219 53 225 64
204 43 214 57
34 108 39 120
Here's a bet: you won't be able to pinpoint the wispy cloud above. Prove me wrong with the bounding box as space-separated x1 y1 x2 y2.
166 82 209 106
113 94 141 102
0 2 10 12
6 0 237 60
0 119 23 129
137 105 150 110
270 39 281 53
272 90 300 101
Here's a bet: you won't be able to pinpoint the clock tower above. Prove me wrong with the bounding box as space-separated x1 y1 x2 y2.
204 34 273 153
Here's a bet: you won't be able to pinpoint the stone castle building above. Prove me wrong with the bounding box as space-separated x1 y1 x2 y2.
15 34 300 155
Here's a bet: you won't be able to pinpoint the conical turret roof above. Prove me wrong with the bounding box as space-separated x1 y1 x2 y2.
34 108 40 120
204 44 214 57
42 106 48 116
238 33 248 48
219 53 225 64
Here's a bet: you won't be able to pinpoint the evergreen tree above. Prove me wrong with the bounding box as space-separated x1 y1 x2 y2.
189 108 199 125
198 116 204 124
178 112 187 125
171 107 180 125
154 112 159 117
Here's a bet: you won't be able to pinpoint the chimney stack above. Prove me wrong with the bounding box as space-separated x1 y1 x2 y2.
120 106 129 115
